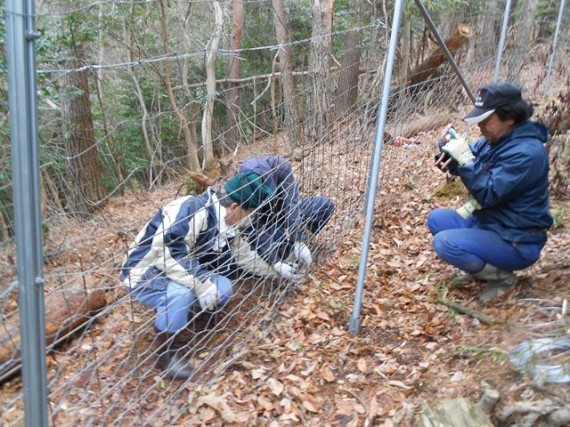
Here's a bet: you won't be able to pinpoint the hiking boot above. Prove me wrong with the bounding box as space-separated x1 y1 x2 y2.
154 331 194 379
473 264 518 303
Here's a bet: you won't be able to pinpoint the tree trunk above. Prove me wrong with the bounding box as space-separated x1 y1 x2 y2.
157 0 200 171
201 1 225 169
62 48 107 216
225 0 245 155
507 0 538 84
399 19 411 84
335 5 364 120
481 0 501 58
307 0 333 143
272 0 302 146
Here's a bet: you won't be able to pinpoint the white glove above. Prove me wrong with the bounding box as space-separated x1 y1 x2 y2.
293 242 312 270
273 261 303 283
194 279 220 311
442 138 474 166
456 196 481 219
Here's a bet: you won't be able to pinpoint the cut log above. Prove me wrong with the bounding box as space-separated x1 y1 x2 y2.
0 287 107 383
408 24 473 87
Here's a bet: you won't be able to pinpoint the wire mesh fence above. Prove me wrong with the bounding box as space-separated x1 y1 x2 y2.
1 0 569 425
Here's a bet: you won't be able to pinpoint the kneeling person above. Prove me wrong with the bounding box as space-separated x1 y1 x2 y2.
120 172 272 379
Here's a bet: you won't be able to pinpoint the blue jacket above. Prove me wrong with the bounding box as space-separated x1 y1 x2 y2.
119 190 228 289
457 120 553 244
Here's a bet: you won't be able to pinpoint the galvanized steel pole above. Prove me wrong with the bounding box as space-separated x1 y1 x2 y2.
5 0 48 424
494 0 512 82
349 0 404 334
544 0 566 95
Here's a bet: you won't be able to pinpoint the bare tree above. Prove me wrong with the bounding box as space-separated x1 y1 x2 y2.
201 0 225 169
157 0 201 171
272 0 302 146
307 0 333 142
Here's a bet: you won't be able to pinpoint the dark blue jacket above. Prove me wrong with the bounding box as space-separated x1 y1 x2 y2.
239 156 305 263
457 120 553 244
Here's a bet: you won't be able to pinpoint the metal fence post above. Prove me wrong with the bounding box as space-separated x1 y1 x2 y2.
5 0 49 424
544 0 567 96
349 0 404 335
494 0 512 82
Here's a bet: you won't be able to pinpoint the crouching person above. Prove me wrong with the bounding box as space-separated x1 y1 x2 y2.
119 172 272 379
428 82 553 302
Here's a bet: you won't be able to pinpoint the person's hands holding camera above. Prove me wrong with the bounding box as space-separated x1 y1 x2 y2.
434 127 459 172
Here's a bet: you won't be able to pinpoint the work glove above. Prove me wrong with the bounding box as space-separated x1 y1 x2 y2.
194 279 220 311
292 242 312 270
273 261 303 283
456 196 481 219
442 137 474 166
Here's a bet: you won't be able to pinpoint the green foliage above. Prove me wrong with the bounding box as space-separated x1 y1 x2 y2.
433 178 466 199
405 0 470 16
184 177 197 195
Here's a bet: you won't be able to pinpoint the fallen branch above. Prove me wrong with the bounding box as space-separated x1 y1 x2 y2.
436 297 497 325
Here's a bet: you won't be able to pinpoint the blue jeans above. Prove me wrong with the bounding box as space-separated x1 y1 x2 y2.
427 208 543 273
130 273 233 334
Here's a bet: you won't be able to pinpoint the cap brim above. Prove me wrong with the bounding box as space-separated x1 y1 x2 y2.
463 107 495 125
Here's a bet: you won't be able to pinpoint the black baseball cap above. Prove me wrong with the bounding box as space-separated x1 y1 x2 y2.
463 83 522 125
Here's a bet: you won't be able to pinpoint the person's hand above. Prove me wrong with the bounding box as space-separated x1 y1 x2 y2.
293 242 312 270
456 197 481 219
442 138 474 166
273 261 303 282
194 279 220 311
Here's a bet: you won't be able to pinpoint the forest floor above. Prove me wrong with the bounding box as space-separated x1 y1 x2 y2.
176 128 569 426
1 98 569 427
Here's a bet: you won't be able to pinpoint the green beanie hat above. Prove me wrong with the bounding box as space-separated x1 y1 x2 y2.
224 171 273 209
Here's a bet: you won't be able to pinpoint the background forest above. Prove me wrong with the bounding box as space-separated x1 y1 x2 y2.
0 0 566 223
1 0 570 426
